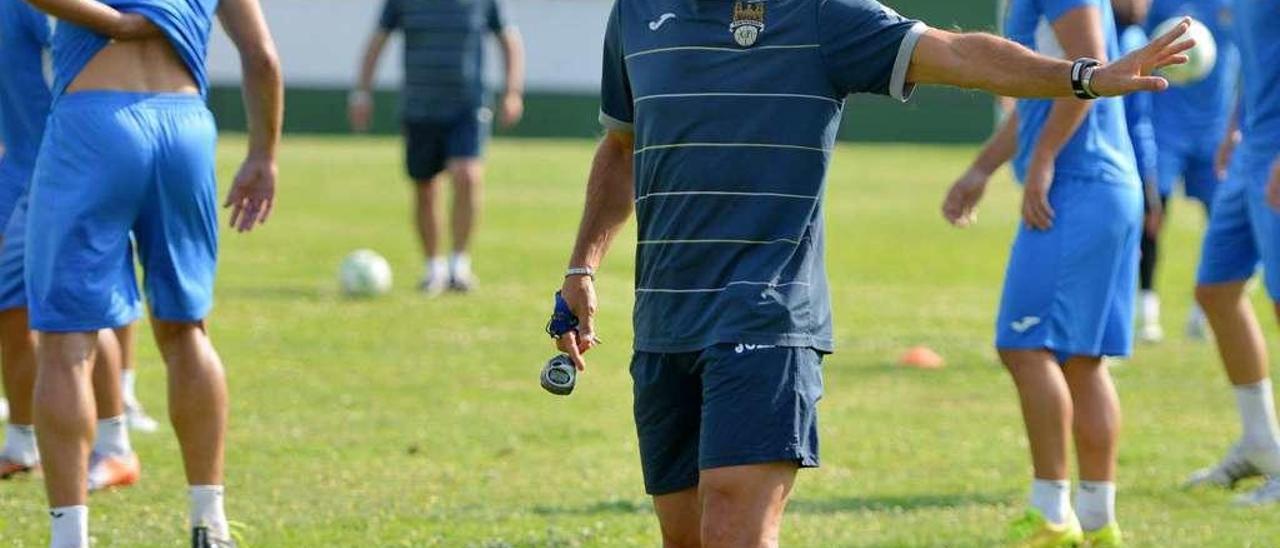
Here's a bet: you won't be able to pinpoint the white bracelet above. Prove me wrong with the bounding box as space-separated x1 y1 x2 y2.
565 267 595 279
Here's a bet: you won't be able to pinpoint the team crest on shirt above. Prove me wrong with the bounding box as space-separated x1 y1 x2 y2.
730 1 765 48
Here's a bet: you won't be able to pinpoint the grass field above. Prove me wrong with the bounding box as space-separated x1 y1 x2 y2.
1 135 1277 546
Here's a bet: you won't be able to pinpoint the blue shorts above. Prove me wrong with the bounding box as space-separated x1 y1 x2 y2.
0 193 32 311
0 158 31 235
1156 138 1220 206
631 344 823 495
403 107 491 181
26 92 217 332
996 178 1142 360
1196 152 1280 299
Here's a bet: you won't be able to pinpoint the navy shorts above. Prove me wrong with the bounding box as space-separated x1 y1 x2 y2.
631 343 823 496
403 107 491 181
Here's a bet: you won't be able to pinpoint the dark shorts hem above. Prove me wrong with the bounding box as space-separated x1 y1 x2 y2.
645 474 700 496
701 451 819 471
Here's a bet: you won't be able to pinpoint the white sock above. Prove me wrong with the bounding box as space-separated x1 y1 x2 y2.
121 369 139 408
49 505 89 548
1030 479 1071 525
1140 290 1160 325
3 423 39 465
1188 303 1206 324
190 485 229 537
93 415 131 458
449 252 471 279
1076 481 1116 532
1236 379 1280 448
426 257 447 281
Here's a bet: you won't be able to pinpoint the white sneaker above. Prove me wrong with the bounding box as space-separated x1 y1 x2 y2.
418 273 447 297
125 402 159 433
1140 322 1165 344
1235 477 1280 506
0 398 8 422
1185 443 1263 489
1185 313 1210 341
449 271 477 294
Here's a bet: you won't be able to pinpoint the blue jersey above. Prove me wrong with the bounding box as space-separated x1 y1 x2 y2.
0 0 52 171
1004 0 1139 185
601 0 926 353
51 0 218 98
1118 25 1157 185
1146 0 1239 148
1234 0 1280 160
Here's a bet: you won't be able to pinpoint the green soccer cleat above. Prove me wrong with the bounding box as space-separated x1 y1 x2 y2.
1083 523 1124 547
1007 509 1084 547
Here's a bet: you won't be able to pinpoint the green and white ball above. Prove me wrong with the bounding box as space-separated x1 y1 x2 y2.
340 249 393 297
1153 17 1217 86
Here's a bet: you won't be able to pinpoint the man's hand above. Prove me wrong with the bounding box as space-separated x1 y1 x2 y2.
1022 156 1056 230
224 156 277 233
1216 130 1241 180
555 274 599 371
1090 17 1195 97
500 91 524 128
942 167 990 228
1267 158 1280 212
348 91 373 133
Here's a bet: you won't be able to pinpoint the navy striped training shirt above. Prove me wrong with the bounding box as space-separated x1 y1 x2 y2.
379 0 511 122
601 0 926 353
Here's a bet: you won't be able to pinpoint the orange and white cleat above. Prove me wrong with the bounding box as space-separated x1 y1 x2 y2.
87 452 141 491
0 457 38 479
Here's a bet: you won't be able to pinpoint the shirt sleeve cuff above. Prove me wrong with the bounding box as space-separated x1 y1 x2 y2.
889 22 929 103
599 110 634 132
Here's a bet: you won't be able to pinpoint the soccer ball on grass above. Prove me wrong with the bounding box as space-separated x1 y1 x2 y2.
339 249 393 297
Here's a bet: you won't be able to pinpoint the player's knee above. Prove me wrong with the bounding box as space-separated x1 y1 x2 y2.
150 320 203 356
447 161 484 188
1195 282 1242 311
660 528 700 548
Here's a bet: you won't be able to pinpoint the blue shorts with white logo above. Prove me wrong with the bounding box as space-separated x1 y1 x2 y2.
26 92 216 331
1197 152 1280 300
996 177 1142 360
1156 137 1219 207
630 343 823 495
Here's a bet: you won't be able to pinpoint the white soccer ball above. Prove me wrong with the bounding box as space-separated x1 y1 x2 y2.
339 249 393 297
1153 17 1217 86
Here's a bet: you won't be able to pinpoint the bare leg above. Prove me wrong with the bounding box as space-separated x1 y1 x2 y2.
151 319 226 485
91 329 124 421
699 462 797 548
0 308 37 426
1196 281 1269 385
414 177 443 263
115 323 135 377
1001 349 1073 480
653 488 700 548
446 159 484 255
1062 357 1120 482
33 332 98 507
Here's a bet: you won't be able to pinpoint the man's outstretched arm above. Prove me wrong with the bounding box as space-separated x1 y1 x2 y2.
555 130 635 370
24 0 158 39
217 0 283 233
906 17 1194 98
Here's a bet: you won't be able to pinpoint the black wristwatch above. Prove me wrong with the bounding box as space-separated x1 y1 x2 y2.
1070 57 1103 100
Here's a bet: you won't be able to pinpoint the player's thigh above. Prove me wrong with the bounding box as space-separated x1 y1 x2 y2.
698 344 822 472
632 351 703 496
26 100 148 332
134 101 218 323
404 120 450 182
1197 166 1259 289
699 462 798 542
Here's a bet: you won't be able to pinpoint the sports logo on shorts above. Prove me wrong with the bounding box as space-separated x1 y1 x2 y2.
730 1 765 48
1010 316 1042 333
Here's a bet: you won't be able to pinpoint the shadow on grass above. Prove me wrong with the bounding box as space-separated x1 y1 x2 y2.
788 492 1008 514
529 492 1007 517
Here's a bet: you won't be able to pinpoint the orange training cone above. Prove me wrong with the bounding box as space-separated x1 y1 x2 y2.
899 346 944 369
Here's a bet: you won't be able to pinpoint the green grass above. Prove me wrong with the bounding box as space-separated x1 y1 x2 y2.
1 136 1276 546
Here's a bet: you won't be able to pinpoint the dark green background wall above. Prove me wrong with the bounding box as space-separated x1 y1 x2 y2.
208 0 999 144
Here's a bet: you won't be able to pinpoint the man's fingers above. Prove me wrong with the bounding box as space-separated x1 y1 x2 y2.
1144 17 1191 54
1156 39 1197 62
1131 76 1170 93
1153 53 1191 70
560 333 587 371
